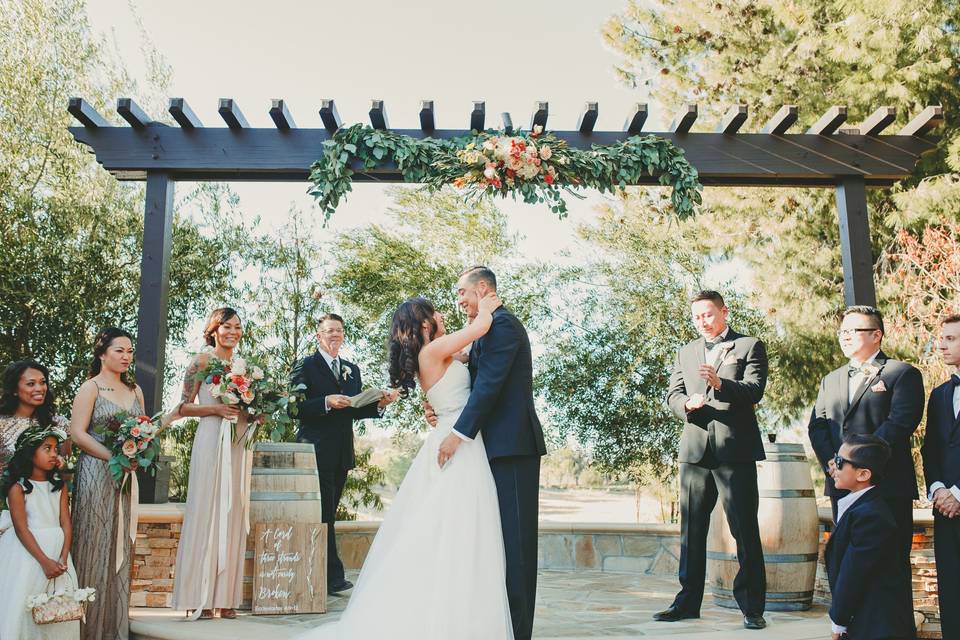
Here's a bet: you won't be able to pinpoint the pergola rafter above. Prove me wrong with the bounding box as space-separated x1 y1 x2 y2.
67 97 944 412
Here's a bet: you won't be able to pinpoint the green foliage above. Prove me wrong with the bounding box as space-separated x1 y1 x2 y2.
308 124 701 223
0 1 251 402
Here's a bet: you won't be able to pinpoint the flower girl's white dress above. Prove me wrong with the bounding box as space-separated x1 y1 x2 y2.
295 360 514 639
0 480 79 639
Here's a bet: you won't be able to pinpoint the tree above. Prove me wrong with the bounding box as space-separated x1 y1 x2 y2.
0 0 252 402
602 0 960 417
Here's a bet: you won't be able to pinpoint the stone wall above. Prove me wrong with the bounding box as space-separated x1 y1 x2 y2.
131 503 183 608
814 508 941 640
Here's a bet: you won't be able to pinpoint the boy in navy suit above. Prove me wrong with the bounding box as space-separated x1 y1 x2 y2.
826 434 915 639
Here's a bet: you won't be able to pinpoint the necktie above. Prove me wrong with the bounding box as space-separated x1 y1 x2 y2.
331 358 340 380
848 366 862 378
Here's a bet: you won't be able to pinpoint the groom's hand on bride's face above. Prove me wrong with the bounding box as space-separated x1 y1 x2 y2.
422 400 438 428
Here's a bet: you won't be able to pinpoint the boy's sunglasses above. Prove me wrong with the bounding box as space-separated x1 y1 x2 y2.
834 454 863 470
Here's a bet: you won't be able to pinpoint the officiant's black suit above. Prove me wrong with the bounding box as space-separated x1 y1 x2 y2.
921 375 960 639
291 352 382 588
452 306 546 640
807 353 923 562
666 329 768 617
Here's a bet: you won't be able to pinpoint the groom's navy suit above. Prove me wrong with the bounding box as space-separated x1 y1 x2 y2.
291 351 382 588
452 306 546 640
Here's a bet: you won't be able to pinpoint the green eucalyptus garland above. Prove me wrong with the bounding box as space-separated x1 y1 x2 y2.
307 124 701 224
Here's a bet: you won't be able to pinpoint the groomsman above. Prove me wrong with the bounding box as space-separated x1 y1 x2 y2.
808 305 922 635
920 314 960 640
290 313 397 594
658 290 768 630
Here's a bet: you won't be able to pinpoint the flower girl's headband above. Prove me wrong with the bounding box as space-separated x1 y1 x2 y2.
15 423 68 450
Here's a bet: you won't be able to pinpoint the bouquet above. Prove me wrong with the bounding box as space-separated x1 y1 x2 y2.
195 356 301 446
27 582 96 625
94 413 163 486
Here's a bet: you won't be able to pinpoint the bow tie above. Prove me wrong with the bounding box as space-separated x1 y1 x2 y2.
705 339 725 351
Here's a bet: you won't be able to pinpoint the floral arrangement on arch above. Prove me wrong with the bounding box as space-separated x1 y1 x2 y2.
307 124 701 225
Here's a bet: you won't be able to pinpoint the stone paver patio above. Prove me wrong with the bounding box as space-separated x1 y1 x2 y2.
130 570 829 640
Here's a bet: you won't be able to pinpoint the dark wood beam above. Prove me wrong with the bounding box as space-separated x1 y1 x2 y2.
168 98 201 129
470 101 485 131
68 97 109 128
576 102 598 133
501 112 514 134
117 98 152 128
530 101 549 130
859 106 896 136
718 105 748 134
369 100 388 130
806 106 847 135
670 104 697 133
218 99 249 129
899 105 943 137
761 105 798 135
419 100 435 132
136 172 175 413
319 99 341 133
835 176 876 306
624 103 648 134
68 125 934 186
269 99 296 130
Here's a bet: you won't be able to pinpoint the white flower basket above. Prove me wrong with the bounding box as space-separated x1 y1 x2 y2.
27 575 95 625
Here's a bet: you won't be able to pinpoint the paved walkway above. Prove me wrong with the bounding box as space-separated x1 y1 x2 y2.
130 571 829 639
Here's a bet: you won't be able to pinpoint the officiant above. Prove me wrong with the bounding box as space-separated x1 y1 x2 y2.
290 313 398 595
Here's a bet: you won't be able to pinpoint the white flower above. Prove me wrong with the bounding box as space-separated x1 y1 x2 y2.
231 358 247 376
540 145 552 160
342 367 353 381
483 165 498 180
209 384 222 398
252 366 264 380
221 391 240 405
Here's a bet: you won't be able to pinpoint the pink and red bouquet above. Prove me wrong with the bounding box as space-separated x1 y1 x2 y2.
195 356 300 445
95 413 163 486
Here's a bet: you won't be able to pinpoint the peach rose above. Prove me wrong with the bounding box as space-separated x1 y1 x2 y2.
121 440 137 457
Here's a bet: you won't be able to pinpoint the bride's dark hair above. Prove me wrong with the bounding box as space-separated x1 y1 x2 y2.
388 297 438 397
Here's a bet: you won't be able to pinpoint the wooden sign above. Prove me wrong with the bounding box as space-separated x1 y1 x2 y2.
253 522 327 615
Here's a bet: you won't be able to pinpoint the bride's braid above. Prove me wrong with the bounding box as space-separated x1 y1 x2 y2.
388 298 438 398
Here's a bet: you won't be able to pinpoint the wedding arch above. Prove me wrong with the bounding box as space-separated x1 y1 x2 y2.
67 97 943 412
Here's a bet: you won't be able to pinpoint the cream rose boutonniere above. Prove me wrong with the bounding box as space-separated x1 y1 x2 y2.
860 364 880 380
341 366 353 382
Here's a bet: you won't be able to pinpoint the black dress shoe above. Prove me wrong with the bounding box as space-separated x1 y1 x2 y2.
328 579 353 594
652 606 699 622
743 614 767 629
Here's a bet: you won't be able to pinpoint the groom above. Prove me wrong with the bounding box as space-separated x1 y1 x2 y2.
435 266 547 640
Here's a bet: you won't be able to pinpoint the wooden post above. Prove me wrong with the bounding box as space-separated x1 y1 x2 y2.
835 176 877 306
136 172 174 414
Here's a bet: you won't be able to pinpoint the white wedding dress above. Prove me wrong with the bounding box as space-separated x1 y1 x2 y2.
295 360 513 640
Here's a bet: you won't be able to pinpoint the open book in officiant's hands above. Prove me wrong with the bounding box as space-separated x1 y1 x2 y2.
349 387 386 408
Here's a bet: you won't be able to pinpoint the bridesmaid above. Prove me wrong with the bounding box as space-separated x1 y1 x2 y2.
70 328 143 640
0 360 70 477
171 307 253 620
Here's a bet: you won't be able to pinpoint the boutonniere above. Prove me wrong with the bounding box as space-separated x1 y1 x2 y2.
718 342 735 355
861 364 880 379
870 380 887 393
341 367 353 382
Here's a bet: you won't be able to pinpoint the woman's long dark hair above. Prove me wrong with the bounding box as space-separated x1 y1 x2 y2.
0 435 65 500
89 327 136 388
0 360 56 427
388 297 438 397
203 307 241 347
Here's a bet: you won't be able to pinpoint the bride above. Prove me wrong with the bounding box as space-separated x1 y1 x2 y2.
295 293 512 640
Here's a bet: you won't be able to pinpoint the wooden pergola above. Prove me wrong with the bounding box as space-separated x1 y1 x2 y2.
67 97 943 413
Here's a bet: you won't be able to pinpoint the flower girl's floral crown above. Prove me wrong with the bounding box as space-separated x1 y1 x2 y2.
15 423 68 450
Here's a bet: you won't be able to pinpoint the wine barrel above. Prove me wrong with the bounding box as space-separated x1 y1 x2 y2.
241 442 323 608
707 441 819 611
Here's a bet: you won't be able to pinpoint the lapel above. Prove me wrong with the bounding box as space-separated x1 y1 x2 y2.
842 352 888 424
946 382 960 437
834 366 850 418
315 351 342 391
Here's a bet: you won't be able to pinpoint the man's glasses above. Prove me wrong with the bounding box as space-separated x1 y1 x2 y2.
836 328 879 338
833 454 862 470
320 329 344 336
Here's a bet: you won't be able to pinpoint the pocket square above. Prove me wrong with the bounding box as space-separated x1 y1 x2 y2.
870 380 887 393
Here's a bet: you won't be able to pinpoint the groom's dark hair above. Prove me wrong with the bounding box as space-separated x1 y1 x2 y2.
461 266 497 290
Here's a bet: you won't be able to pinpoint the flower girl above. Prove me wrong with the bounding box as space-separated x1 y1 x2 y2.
0 424 85 639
